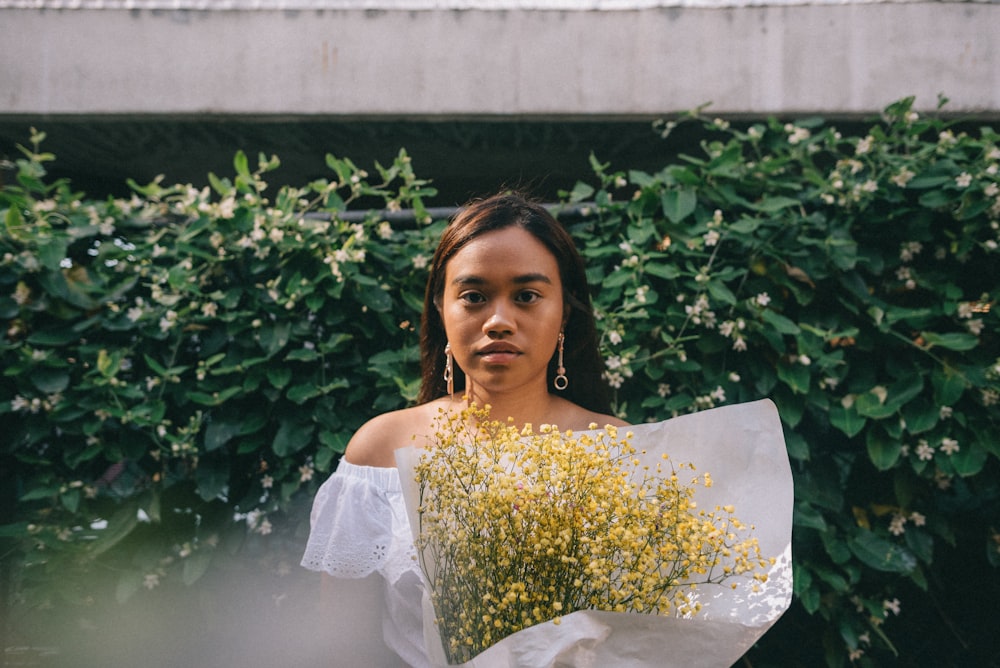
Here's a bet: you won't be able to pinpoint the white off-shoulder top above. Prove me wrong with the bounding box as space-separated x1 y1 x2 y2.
301 460 429 668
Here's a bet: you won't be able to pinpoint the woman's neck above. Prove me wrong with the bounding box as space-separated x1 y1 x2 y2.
456 383 562 428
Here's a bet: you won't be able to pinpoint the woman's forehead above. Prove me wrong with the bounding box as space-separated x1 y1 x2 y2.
446 227 560 279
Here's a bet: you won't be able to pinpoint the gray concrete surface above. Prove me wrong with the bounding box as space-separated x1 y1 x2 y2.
1 1 998 119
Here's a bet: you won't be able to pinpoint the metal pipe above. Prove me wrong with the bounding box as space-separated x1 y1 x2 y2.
313 202 600 226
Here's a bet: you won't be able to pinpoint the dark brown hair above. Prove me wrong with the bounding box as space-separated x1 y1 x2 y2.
417 193 611 414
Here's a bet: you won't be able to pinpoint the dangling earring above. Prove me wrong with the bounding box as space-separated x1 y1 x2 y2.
553 332 568 391
444 343 454 398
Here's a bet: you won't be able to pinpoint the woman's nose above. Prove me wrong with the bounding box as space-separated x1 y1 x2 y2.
483 301 516 338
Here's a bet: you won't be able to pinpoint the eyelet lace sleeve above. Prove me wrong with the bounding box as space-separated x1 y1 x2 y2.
302 460 428 666
301 460 401 578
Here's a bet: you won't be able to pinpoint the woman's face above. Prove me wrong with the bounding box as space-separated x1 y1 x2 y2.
439 226 566 398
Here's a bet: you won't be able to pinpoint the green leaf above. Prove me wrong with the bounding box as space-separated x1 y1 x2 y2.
258 321 291 356
847 530 917 573
821 530 852 565
784 429 809 459
272 419 315 457
901 399 938 434
286 348 319 362
38 237 69 271
660 189 697 223
917 190 953 208
87 502 140 558
729 218 761 234
187 387 242 406
774 384 805 428
776 361 810 395
748 196 800 213
905 529 934 564
195 460 229 501
855 391 896 419
31 368 70 393
949 442 988 476
829 404 866 437
19 486 58 502
932 370 966 406
204 418 243 452
357 283 393 313
884 374 924 411
794 566 821 614
27 329 78 346
319 430 350 456
793 502 827 530
866 428 901 471
760 308 800 335
5 204 25 238
287 383 321 404
267 366 293 389
706 281 737 305
566 181 594 203
97 348 121 378
233 150 250 178
920 331 979 351
814 565 850 593
643 262 680 280
60 488 81 513
182 549 214 586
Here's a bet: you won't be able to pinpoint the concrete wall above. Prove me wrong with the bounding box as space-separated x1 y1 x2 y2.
1 1 998 119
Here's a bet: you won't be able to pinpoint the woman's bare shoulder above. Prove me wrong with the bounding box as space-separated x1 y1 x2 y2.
583 410 630 429
551 397 629 430
341 402 443 468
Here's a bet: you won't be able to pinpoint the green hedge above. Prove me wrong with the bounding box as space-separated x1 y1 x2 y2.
2 97 998 666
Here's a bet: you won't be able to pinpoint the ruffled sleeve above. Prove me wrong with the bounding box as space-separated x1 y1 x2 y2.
301 460 401 578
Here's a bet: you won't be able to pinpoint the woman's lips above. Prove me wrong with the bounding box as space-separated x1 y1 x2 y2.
477 345 522 363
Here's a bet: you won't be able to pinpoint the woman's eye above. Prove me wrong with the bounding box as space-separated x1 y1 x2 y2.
516 291 540 304
460 292 486 304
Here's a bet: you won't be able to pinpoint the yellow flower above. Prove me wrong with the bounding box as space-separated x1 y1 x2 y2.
414 403 768 664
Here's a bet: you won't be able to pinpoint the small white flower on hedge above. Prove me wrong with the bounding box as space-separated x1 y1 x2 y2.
855 135 874 155
940 438 960 455
916 440 935 461
891 168 915 188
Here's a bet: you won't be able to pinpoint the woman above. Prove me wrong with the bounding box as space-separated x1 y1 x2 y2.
301 193 627 667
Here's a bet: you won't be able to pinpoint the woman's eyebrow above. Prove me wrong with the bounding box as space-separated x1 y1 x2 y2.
451 273 553 286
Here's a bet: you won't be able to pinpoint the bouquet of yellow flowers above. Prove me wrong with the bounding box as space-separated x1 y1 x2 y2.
396 399 793 667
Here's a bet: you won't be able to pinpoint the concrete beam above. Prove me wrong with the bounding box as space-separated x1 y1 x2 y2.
1 3 998 119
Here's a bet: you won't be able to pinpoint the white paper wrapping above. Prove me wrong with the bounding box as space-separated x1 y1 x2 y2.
396 398 793 668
